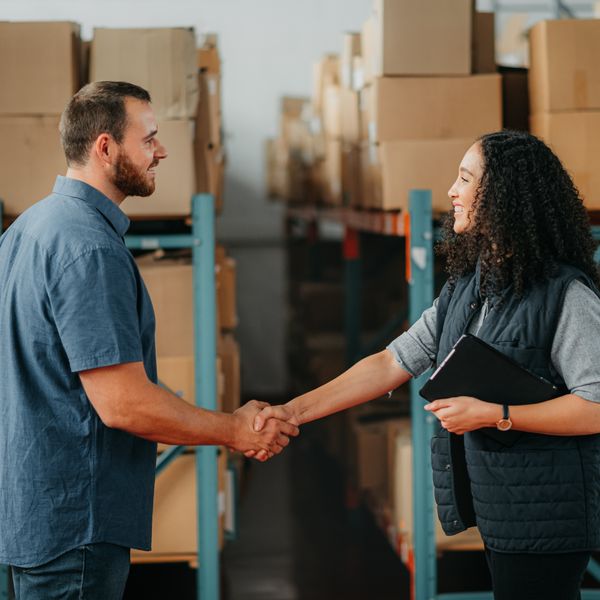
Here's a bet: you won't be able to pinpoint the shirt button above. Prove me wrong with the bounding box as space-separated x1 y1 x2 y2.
445 463 451 471
453 520 459 527
470 302 478 310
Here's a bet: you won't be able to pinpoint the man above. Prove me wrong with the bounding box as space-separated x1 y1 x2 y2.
0 81 298 600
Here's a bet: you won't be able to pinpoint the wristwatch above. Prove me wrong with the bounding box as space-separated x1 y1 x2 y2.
496 405 512 431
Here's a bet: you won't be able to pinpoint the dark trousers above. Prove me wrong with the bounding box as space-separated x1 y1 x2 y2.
11 543 130 600
485 547 591 600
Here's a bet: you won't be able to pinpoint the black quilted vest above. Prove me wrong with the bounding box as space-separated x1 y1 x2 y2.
431 263 600 553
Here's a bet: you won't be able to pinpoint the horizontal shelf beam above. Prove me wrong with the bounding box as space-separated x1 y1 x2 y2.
124 234 196 250
286 206 406 237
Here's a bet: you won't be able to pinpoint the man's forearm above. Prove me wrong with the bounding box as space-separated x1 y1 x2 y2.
288 349 411 425
109 378 237 445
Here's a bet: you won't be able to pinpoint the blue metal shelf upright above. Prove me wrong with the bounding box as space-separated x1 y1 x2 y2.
125 194 220 600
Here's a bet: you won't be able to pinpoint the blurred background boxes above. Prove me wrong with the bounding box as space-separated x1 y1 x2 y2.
361 138 473 211
531 111 600 210
0 25 226 218
0 21 81 115
131 449 229 560
0 116 66 214
529 19 600 114
529 19 600 208
122 119 196 217
366 74 502 144
91 27 199 120
366 0 472 79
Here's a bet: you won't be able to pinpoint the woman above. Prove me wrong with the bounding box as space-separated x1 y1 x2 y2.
253 130 600 600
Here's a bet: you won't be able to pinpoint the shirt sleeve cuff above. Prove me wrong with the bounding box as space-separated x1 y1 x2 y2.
386 331 434 378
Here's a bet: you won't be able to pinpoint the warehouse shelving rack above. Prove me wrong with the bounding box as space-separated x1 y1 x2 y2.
0 195 221 600
286 190 600 600
124 194 220 600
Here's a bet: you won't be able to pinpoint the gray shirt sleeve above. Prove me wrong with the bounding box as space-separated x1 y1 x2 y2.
551 279 600 403
386 298 439 377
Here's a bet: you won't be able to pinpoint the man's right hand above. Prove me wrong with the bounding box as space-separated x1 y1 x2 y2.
229 400 300 461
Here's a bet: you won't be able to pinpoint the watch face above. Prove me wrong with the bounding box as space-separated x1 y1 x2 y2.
497 418 512 432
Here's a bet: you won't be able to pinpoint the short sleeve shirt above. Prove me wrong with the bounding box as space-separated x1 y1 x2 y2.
0 176 158 567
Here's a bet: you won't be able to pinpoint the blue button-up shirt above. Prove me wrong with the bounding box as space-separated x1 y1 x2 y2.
0 176 158 567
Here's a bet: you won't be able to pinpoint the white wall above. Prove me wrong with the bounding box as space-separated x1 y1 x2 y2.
1 0 372 396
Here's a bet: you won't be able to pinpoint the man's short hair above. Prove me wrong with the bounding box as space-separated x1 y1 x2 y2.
59 81 151 166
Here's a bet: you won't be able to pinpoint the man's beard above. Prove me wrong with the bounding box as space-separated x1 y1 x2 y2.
113 150 157 198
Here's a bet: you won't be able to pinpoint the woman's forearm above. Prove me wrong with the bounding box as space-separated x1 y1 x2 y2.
287 349 412 425
510 394 600 436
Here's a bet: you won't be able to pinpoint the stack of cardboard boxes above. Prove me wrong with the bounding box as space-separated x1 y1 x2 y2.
0 23 225 219
196 35 227 213
133 246 241 560
91 27 226 216
529 19 600 210
268 1 504 212
357 0 502 212
351 415 483 556
266 97 314 202
0 22 78 214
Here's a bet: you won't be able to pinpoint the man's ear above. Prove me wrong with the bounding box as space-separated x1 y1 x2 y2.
93 133 116 167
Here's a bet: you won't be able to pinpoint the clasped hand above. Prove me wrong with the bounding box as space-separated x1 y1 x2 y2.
230 400 299 462
424 395 498 435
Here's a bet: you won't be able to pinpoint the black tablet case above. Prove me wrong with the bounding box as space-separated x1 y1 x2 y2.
419 334 559 444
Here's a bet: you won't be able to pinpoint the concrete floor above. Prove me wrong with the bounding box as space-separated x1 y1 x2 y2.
221 428 409 600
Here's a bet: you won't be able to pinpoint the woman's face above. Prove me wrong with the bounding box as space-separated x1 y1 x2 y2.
448 142 484 234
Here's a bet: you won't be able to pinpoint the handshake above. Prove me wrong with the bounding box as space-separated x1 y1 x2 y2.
229 401 299 462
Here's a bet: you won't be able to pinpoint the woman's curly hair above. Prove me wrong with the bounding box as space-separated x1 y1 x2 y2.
437 130 600 299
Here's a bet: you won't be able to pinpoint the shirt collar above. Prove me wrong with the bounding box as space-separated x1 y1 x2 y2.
52 176 131 237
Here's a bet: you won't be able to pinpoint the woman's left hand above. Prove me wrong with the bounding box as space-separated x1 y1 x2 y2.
424 396 500 435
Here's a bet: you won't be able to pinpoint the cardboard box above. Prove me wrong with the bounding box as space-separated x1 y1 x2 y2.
391 424 483 550
322 139 342 206
312 55 340 114
156 355 224 452
0 22 81 115
352 55 365 92
281 96 307 119
197 36 221 74
370 0 472 78
500 66 529 132
368 75 502 143
322 85 342 139
0 116 65 215
122 119 196 217
473 12 496 74
359 85 373 142
195 143 226 213
340 32 361 89
362 138 473 212
361 17 376 86
529 19 600 113
531 111 600 209
218 333 241 414
196 71 222 148
340 88 360 145
342 144 361 207
131 450 227 560
138 248 236 354
91 27 199 119
137 256 194 356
